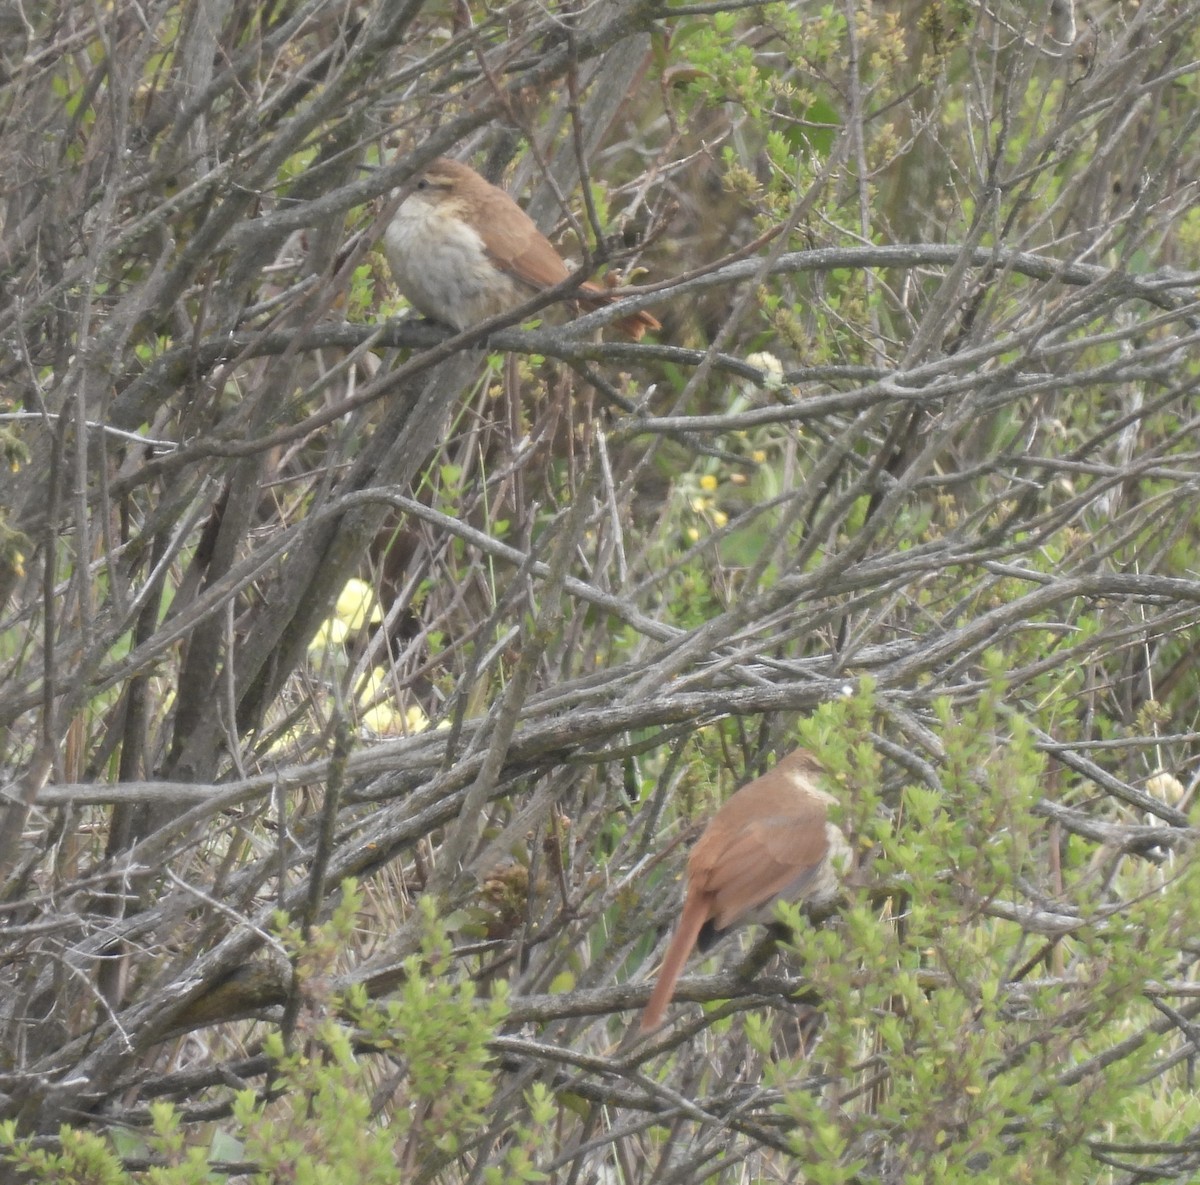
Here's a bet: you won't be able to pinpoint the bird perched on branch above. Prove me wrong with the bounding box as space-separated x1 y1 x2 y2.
639 748 849 1033
382 156 661 341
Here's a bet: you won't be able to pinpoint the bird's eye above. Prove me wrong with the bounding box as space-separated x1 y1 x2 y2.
415 178 430 191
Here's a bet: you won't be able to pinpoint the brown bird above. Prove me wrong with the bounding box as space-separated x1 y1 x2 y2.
639 748 848 1033
382 156 661 340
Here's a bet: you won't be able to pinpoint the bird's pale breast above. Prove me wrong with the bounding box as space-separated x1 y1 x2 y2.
384 196 527 329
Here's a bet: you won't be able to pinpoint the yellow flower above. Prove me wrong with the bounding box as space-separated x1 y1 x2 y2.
308 618 349 652
335 578 382 630
746 351 784 391
357 666 391 706
361 703 399 734
699 474 718 492
746 350 783 376
1146 770 1185 806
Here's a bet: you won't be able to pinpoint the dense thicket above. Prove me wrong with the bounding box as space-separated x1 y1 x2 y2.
2 1 1200 1181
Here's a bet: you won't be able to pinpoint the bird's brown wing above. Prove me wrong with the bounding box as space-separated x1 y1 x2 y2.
700 811 830 930
477 186 570 291
478 186 660 338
